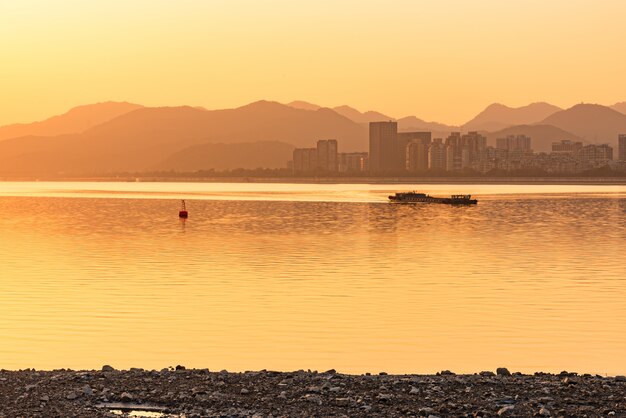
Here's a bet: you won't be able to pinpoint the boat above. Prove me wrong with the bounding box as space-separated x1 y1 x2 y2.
388 191 477 205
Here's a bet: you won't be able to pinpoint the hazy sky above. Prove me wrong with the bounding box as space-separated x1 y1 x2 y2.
1 0 625 126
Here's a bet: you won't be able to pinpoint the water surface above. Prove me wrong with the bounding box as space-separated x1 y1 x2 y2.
1 182 625 374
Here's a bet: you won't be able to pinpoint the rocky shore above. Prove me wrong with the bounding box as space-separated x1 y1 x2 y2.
1 367 624 417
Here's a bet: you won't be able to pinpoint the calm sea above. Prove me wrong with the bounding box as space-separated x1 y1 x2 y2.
1 182 625 375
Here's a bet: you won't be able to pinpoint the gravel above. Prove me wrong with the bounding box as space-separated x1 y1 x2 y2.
0 368 624 417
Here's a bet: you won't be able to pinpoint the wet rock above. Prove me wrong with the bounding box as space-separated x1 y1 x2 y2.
82 385 93 396
614 375 626 382
480 371 496 377
410 386 419 394
101 365 115 372
40 395 49 402
240 388 250 394
66 391 79 400
175 365 186 370
496 368 511 376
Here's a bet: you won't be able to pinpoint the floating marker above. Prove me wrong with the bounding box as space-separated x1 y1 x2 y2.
179 199 188 218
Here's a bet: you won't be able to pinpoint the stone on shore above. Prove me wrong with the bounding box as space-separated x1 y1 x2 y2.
496 367 511 376
0 368 624 417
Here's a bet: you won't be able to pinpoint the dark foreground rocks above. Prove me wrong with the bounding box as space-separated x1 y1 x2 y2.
1 368 625 417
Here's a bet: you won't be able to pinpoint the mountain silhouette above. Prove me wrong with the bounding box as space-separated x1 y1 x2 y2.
331 105 393 124
0 101 366 175
155 141 294 170
486 124 583 153
397 116 457 134
0 102 143 141
286 100 321 111
287 101 394 124
539 104 626 146
611 102 626 115
463 102 562 132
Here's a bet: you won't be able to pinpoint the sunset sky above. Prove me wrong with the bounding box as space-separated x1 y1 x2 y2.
1 0 625 126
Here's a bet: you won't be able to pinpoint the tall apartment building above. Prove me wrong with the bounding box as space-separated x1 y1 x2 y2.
496 135 532 153
339 152 369 172
369 121 398 172
406 142 429 171
316 139 338 171
292 148 318 171
579 144 613 162
552 140 583 155
398 131 431 170
619 134 626 161
428 138 446 170
292 139 338 172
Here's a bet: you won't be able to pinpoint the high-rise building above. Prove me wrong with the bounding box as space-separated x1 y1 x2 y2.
444 132 462 171
579 144 613 162
398 132 431 170
317 139 338 171
406 142 429 172
339 152 369 172
369 121 398 172
292 148 317 172
292 139 338 172
552 140 583 155
619 134 626 161
428 138 446 170
496 135 532 153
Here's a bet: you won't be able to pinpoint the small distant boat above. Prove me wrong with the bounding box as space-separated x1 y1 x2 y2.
389 191 477 205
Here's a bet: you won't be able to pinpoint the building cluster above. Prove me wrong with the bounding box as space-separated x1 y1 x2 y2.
292 139 369 173
486 140 615 173
369 121 625 174
370 121 490 172
290 123 626 175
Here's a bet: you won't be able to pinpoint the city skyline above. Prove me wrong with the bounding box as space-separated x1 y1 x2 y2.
2 1 626 126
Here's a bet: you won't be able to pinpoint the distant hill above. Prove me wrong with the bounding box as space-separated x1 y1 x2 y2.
286 100 321 111
463 102 562 132
611 102 626 115
331 105 394 124
539 104 626 146
397 116 457 136
486 124 583 153
287 101 394 124
0 102 143 141
155 141 294 171
0 101 366 175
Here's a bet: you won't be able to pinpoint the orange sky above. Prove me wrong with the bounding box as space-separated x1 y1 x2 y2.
1 0 625 126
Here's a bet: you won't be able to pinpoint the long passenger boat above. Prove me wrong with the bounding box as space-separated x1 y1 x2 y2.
389 192 477 205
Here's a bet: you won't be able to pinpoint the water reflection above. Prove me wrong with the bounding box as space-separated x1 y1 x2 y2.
0 186 625 375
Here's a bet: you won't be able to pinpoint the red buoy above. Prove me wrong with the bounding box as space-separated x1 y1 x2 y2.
179 199 188 218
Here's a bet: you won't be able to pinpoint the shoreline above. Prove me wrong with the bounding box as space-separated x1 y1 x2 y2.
2 176 626 185
1 367 624 417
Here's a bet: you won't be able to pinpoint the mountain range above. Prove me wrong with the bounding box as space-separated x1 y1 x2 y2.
1 100 625 176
